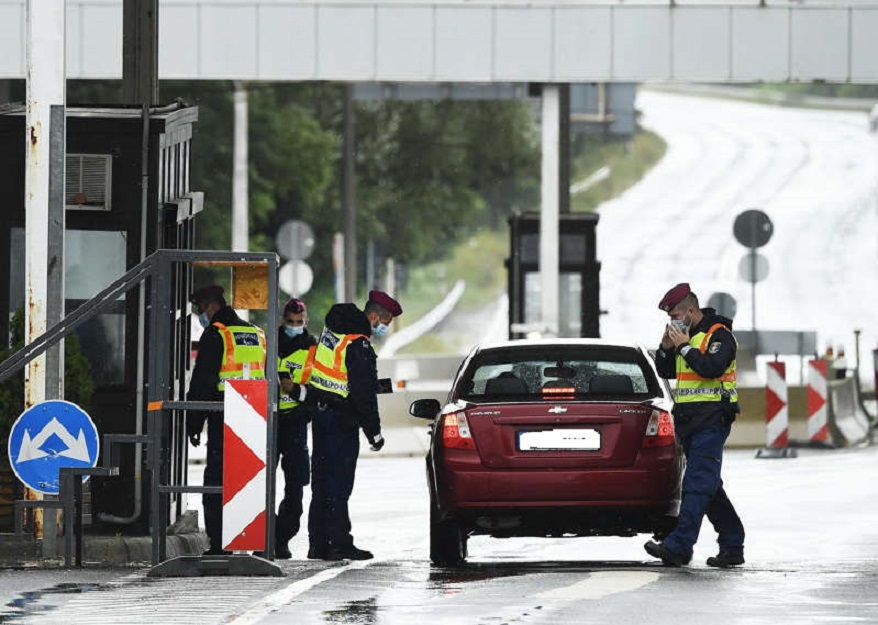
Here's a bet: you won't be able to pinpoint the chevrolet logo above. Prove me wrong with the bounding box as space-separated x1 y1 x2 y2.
548 406 567 414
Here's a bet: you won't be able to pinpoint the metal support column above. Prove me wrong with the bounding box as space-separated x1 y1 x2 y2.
540 84 561 337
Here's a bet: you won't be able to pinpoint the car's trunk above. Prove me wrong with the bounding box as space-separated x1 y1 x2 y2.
465 402 654 469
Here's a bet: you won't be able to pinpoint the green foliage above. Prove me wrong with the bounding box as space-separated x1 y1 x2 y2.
570 130 667 213
64 81 540 324
0 309 94 440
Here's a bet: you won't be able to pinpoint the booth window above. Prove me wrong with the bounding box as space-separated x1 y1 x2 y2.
9 228 127 385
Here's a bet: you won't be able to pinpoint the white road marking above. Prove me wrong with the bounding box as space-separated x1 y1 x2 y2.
534 571 660 600
226 560 372 624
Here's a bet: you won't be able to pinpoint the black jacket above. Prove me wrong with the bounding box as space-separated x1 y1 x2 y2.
187 306 262 439
318 303 381 439
654 307 738 439
278 326 316 360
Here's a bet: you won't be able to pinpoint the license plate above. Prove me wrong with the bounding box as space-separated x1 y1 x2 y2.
518 428 600 451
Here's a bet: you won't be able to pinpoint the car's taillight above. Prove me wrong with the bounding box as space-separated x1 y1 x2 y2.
442 411 475 449
643 409 675 447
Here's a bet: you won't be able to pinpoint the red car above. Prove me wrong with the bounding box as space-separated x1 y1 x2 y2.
409 339 682 565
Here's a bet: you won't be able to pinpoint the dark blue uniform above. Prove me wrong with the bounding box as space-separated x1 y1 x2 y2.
186 305 258 554
274 329 316 549
654 308 746 562
307 304 382 559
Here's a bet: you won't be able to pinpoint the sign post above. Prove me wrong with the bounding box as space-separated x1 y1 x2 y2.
733 209 774 357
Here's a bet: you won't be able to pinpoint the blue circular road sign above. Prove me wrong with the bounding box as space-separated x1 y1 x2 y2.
7 400 100 495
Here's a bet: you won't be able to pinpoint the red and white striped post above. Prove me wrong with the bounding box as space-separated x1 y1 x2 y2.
222 379 268 552
764 361 789 449
807 358 828 444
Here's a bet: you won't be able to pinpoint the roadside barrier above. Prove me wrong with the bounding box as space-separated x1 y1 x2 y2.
826 376 870 447
765 361 789 448
222 379 268 552
757 361 796 458
807 358 828 443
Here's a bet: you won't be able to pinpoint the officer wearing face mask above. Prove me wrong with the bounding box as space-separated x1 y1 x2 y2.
186 284 266 555
644 283 745 569
306 290 403 561
257 297 318 560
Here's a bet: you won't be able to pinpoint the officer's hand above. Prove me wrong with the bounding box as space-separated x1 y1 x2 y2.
280 378 294 393
291 383 308 403
667 323 689 348
661 326 674 350
188 432 201 447
368 432 385 452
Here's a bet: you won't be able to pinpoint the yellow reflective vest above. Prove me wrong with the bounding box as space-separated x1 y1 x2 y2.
674 323 738 405
213 322 266 391
278 345 317 411
308 329 369 398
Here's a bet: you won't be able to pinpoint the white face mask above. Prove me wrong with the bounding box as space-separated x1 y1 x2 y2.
284 325 304 338
372 322 389 337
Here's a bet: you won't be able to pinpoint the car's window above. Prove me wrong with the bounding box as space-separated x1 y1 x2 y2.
457 345 660 401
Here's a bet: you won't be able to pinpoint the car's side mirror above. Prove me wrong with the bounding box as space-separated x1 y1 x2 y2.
409 398 441 420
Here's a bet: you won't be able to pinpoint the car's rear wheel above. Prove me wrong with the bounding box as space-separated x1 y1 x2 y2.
430 501 467 566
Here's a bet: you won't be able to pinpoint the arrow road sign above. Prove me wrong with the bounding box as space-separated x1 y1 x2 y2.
7 400 100 495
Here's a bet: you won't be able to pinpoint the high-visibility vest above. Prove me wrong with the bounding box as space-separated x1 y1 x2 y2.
675 323 738 405
213 322 267 391
278 345 317 410
307 328 369 398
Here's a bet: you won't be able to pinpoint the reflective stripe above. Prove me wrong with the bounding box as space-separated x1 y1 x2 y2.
278 345 317 410
311 333 367 383
677 371 737 383
213 322 266 391
309 329 370 398
675 322 737 404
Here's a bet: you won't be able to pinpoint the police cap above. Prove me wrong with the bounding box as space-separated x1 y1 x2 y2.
658 283 691 312
367 290 403 317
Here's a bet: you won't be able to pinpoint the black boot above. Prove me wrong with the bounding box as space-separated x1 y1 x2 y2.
706 551 745 568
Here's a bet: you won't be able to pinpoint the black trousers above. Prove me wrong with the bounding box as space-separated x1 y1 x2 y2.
202 425 224 552
275 410 310 544
308 408 360 551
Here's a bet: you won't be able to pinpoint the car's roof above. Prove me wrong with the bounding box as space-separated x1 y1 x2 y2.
472 338 648 352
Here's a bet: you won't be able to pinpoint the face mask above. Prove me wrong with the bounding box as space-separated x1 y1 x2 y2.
372 323 389 337
284 325 304 338
198 312 211 328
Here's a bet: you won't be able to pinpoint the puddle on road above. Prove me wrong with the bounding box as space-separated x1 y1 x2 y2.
0 582 111 623
322 596 379 624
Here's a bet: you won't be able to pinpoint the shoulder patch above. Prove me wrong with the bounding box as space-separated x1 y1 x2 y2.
709 342 722 354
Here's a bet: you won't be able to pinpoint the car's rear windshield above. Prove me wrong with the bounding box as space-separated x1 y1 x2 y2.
457 345 661 402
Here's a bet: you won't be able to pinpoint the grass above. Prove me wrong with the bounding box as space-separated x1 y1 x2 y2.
394 128 667 354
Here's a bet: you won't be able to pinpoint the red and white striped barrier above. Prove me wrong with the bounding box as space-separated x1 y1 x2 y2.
765 361 788 448
222 379 268 551
807 358 828 444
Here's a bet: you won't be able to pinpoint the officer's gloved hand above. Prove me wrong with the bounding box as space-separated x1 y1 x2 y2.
290 383 308 403
368 432 385 452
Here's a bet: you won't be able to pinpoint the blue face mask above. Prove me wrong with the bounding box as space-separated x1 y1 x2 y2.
198 312 211 328
284 325 304 338
372 322 389 337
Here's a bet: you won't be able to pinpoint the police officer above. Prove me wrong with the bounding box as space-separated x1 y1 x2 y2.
306 290 402 561
644 283 746 568
186 285 266 556
270 297 317 559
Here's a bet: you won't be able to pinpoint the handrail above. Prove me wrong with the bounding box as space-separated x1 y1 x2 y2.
0 249 277 385
0 255 156 385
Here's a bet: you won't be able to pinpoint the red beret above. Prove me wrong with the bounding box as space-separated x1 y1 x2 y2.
368 290 403 317
284 298 307 315
658 283 691 312
189 285 224 304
